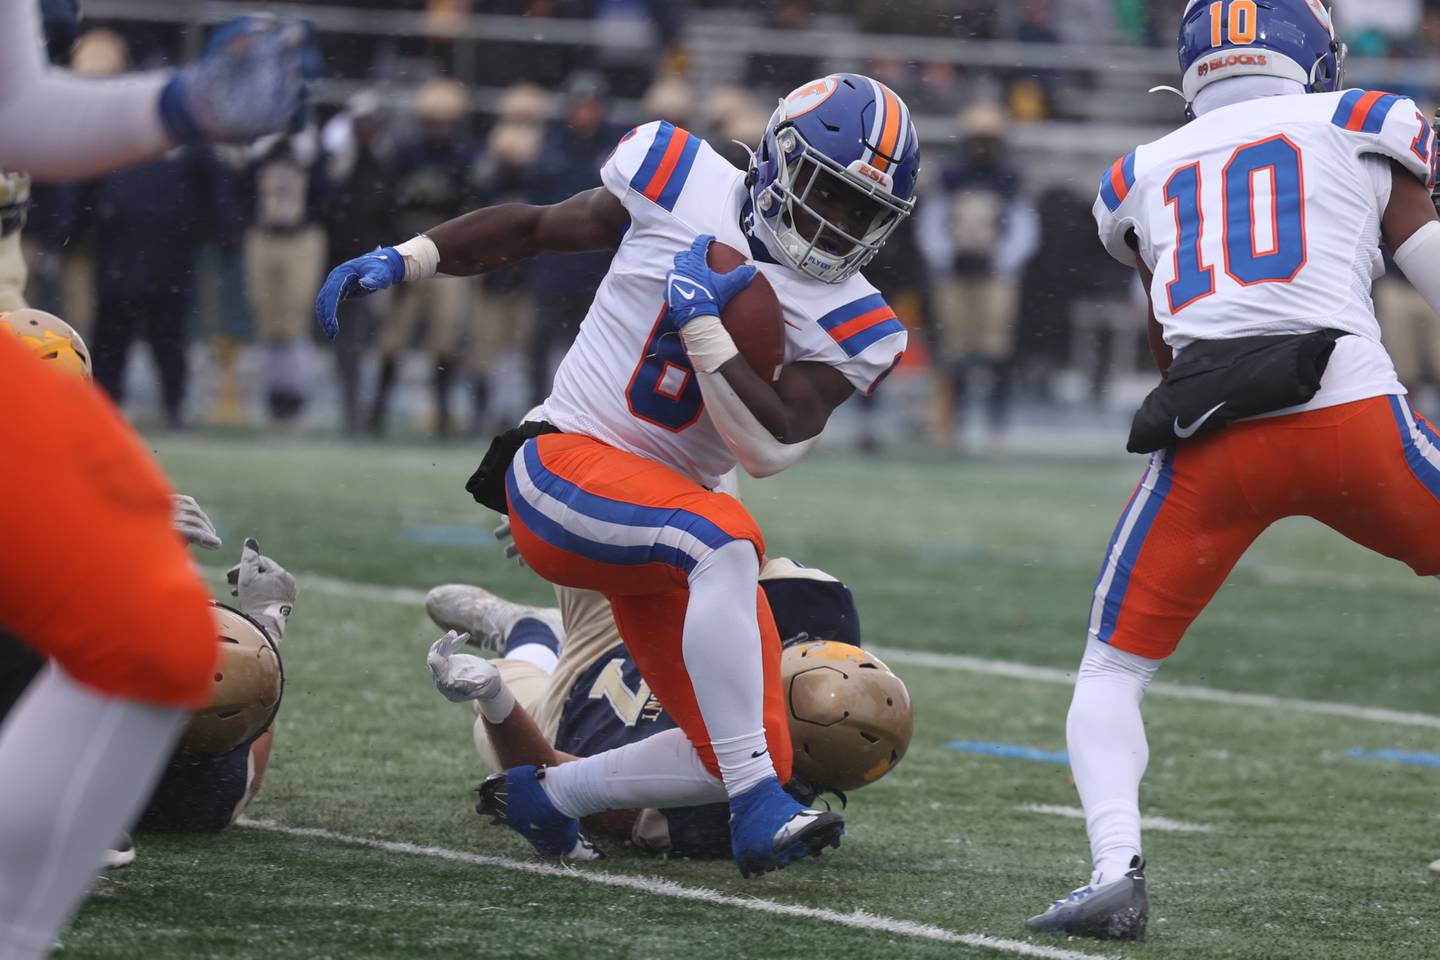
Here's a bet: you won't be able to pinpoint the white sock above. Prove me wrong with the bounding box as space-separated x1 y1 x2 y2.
1066 637 1161 886
541 727 726 819
0 664 187 959
505 644 558 676
680 540 773 798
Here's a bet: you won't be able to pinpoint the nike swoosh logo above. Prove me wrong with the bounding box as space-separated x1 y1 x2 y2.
751 747 769 759
1174 402 1226 439
675 286 698 300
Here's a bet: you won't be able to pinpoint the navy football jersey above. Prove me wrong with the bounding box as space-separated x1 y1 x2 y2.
554 569 859 858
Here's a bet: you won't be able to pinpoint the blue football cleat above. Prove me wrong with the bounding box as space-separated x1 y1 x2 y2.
728 777 844 878
475 766 599 861
1026 857 1148 942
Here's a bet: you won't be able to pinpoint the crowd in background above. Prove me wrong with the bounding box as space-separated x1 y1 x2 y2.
12 1 1440 450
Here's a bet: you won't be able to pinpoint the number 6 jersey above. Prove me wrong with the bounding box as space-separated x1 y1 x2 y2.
1095 89 1438 412
542 121 907 488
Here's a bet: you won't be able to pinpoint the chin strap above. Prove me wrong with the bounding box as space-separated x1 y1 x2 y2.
1148 85 1194 122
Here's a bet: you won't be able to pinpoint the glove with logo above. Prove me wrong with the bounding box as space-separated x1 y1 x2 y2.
664 234 756 328
314 247 405 339
226 538 297 642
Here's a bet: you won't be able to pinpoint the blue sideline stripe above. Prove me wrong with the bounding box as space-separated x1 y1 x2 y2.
1347 748 1440 769
946 741 1070 765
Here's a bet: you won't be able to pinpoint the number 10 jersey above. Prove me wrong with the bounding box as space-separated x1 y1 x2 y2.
1095 89 1438 413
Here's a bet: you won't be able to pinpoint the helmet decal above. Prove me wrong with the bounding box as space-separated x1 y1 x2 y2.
783 77 840 119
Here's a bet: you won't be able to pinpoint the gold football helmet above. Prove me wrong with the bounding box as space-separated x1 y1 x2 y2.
179 603 284 757
782 640 913 792
0 308 92 380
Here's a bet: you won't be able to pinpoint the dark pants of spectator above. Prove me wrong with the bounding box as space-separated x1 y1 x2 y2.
333 296 378 436
92 292 189 427
529 287 595 406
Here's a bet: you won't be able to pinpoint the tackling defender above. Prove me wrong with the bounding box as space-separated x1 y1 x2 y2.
1027 0 1440 941
317 74 920 876
424 556 912 858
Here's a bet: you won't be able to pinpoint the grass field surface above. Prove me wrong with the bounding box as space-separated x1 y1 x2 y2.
59 436 1440 960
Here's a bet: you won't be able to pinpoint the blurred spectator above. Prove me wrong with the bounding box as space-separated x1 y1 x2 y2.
1376 266 1440 411
859 214 932 455
579 0 685 99
244 124 330 428
1009 0 1059 120
374 77 479 437
644 74 696 128
526 71 621 404
745 1 823 100
1336 0 1422 55
322 91 398 436
468 83 549 434
75 31 242 428
917 102 1038 455
704 86 768 170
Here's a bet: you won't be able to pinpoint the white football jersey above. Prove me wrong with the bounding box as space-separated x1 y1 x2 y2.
1095 90 1438 411
542 121 907 488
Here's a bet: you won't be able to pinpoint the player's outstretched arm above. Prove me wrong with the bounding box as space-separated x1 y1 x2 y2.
667 235 851 477
314 187 628 338
1385 165 1440 321
0 9 308 181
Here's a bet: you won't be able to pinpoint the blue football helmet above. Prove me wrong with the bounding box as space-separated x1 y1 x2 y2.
748 74 920 284
1178 0 1344 105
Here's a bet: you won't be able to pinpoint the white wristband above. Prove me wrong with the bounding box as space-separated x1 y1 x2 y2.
395 234 440 282
678 314 740 375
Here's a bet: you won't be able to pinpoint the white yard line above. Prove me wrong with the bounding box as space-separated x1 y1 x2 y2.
869 648 1440 731
235 818 1115 960
1014 804 1213 834
200 566 1440 731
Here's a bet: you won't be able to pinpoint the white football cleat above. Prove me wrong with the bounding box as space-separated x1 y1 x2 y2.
103 833 135 869
1429 857 1440 876
424 584 563 652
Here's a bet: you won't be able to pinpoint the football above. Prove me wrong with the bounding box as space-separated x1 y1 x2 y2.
707 240 784 382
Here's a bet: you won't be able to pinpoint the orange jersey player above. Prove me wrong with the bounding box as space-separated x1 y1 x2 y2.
315 73 920 878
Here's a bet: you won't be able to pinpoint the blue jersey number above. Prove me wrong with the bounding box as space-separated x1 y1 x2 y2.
1164 134 1307 312
626 305 704 432
1164 162 1214 313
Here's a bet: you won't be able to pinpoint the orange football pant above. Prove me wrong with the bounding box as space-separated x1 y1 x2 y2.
505 433 793 783
0 333 216 707
1091 395 1440 659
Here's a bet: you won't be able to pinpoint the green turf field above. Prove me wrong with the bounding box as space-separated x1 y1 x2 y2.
61 435 1440 960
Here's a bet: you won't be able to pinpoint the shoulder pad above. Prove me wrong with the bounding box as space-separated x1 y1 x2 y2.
600 119 704 213
1330 90 1436 187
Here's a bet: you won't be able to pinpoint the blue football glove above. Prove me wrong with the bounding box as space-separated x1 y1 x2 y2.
158 16 315 144
664 234 757 328
314 247 405 340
